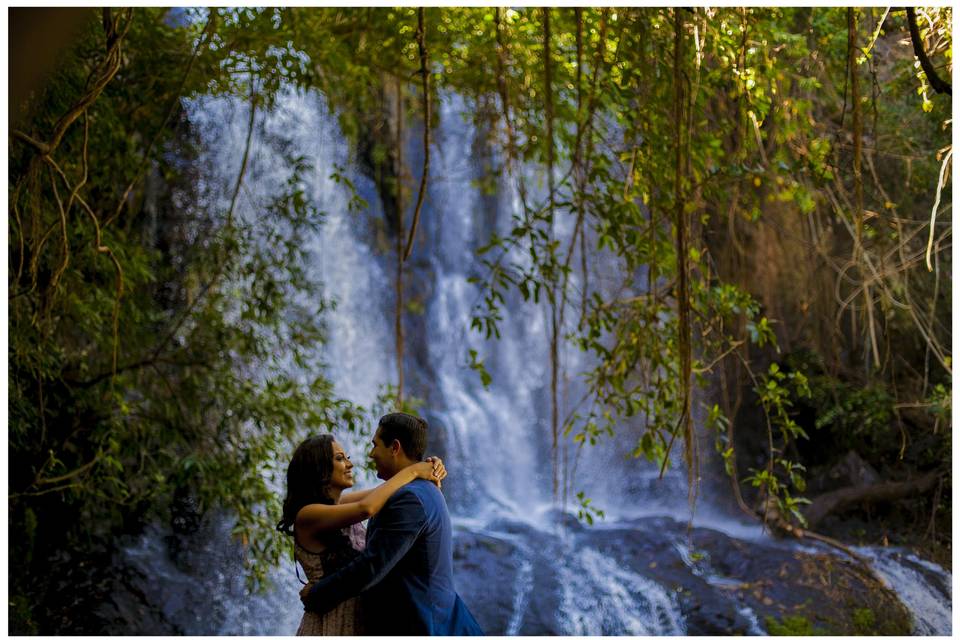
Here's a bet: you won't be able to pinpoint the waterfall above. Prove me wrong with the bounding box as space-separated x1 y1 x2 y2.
419 92 693 522
115 85 951 636
855 546 952 636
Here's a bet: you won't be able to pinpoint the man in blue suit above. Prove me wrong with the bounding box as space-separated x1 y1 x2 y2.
301 412 483 635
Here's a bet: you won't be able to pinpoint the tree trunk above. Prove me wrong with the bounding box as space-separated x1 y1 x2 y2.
803 469 942 529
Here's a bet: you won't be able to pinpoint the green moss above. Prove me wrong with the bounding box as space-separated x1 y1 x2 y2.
852 608 876 634
765 614 830 636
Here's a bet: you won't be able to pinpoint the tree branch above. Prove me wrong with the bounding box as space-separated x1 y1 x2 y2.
11 9 133 159
803 469 943 529
35 454 101 486
906 7 951 95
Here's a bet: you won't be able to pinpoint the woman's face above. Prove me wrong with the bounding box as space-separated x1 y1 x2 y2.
328 440 355 490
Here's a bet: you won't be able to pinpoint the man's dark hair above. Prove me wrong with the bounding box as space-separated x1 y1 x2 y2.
377 412 427 461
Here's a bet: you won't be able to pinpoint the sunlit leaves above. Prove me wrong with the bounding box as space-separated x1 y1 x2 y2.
575 491 606 525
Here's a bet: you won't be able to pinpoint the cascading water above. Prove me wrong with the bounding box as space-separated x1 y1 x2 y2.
116 85 950 635
855 546 952 636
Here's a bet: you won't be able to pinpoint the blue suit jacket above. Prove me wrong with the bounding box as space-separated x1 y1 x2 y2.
303 478 483 636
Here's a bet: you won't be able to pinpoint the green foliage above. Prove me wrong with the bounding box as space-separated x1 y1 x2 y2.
706 403 735 475
569 415 615 447
8 7 953 629
9 594 39 635
925 383 951 433
8 8 371 607
785 351 899 464
574 490 606 526
757 363 811 442
329 164 368 214
371 383 424 419
463 9 851 501
467 349 492 388
811 384 893 451
455 6 951 523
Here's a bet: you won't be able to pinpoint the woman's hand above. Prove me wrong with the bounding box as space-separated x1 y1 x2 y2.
415 457 447 487
299 582 314 604
427 456 446 486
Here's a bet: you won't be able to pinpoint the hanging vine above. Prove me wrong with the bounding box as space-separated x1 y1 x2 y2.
395 79 406 407
10 8 135 378
541 7 562 502
664 8 697 506
402 7 431 262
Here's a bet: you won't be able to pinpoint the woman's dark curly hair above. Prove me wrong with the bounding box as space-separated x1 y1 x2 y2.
276 435 356 570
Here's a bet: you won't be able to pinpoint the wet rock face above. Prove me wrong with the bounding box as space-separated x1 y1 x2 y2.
451 515 913 635
676 525 912 635
40 515 301 635
25 543 180 635
452 532 526 634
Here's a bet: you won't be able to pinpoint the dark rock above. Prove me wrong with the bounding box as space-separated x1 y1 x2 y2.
451 515 914 636
452 530 522 635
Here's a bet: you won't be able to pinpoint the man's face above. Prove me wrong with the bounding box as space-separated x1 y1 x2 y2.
368 428 394 480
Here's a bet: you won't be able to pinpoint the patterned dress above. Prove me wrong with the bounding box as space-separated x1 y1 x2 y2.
295 522 366 636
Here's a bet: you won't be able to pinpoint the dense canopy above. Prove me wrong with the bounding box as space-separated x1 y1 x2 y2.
8 7 951 633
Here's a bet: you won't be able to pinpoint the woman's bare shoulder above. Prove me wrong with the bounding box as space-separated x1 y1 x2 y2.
294 527 329 555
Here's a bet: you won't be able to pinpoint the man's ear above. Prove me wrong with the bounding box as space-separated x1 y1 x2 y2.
389 439 402 456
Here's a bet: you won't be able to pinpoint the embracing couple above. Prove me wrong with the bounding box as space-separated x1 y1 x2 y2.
276 412 483 636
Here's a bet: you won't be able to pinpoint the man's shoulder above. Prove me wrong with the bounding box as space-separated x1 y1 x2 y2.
385 479 428 504
389 478 441 508
408 477 445 497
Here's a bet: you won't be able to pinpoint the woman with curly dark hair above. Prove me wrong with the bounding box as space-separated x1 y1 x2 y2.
277 434 444 635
